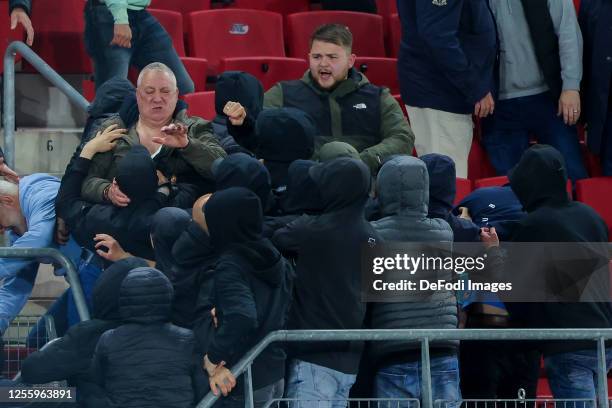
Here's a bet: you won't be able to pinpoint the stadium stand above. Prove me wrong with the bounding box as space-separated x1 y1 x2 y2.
149 0 211 14
231 0 311 15
148 9 186 57
182 91 216 120
187 9 285 75
576 177 612 240
455 178 473 205
286 11 385 58
354 57 399 94
219 57 308 91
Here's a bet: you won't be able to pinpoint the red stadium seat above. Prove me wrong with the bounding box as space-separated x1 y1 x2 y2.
388 13 401 57
576 177 612 240
148 9 185 57
468 138 497 181
354 57 399 94
181 57 208 92
455 178 473 206
187 10 285 75
231 0 310 15
392 94 408 118
377 0 398 18
183 91 216 120
0 0 23 74
475 176 573 197
220 57 307 90
25 0 91 73
473 176 510 189
149 0 210 14
286 11 385 58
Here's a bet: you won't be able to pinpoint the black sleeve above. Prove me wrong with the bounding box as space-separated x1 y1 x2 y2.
206 261 259 365
192 268 216 355
9 0 31 15
0 146 4 159
226 115 259 153
21 328 85 384
55 157 92 229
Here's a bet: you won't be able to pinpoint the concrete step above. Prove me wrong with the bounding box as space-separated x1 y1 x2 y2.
0 128 81 176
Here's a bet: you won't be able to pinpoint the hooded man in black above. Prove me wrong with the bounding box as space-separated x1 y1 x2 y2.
254 108 316 190
480 145 612 400
420 153 480 243
202 187 293 408
212 71 264 155
272 157 380 406
21 257 148 407
91 267 206 408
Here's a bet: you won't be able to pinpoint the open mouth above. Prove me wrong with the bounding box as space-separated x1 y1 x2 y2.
152 106 163 112
319 71 332 81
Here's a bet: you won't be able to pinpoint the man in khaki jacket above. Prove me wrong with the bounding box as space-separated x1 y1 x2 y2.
81 62 226 207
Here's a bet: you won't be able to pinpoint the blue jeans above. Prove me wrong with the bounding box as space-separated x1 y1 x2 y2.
285 360 357 408
375 355 461 408
83 2 194 95
483 92 588 182
544 348 612 405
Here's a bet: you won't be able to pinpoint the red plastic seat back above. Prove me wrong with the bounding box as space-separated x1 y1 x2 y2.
26 0 91 73
286 11 385 58
0 0 23 74
354 57 399 94
183 91 216 120
576 177 612 240
220 57 307 90
149 0 210 14
388 13 401 57
187 10 285 75
231 0 310 15
455 178 473 206
148 9 185 56
181 57 208 92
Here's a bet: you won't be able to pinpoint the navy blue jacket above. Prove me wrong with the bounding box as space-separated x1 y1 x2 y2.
397 0 497 114
579 0 612 154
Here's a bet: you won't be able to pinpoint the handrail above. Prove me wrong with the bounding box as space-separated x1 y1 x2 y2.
3 41 90 169
197 328 612 408
0 247 90 321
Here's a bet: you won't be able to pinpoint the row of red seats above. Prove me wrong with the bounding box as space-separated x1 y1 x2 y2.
6 0 401 75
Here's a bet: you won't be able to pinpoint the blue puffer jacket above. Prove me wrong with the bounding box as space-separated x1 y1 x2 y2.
369 156 458 363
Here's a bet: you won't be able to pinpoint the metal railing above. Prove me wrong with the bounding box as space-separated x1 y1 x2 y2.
197 328 612 408
3 41 90 169
0 247 90 321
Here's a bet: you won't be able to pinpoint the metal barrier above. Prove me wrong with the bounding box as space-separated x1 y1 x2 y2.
0 247 90 322
197 329 612 408
3 40 90 169
264 399 421 408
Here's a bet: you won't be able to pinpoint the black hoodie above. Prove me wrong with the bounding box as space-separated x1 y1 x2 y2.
506 145 612 355
92 267 206 408
66 146 169 260
272 158 380 374
212 71 263 155
204 187 294 390
21 257 148 406
420 153 480 243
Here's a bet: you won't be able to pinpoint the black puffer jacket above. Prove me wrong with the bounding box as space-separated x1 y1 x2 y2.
369 156 457 365
205 187 294 390
21 257 148 407
92 267 205 408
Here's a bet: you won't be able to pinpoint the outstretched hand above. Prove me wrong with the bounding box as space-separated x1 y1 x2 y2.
81 124 126 159
94 233 131 262
152 123 189 148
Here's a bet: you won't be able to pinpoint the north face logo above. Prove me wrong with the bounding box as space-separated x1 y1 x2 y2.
353 103 367 110
229 24 249 35
432 0 447 5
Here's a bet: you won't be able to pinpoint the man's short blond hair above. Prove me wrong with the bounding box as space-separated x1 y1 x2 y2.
0 180 18 197
137 62 177 90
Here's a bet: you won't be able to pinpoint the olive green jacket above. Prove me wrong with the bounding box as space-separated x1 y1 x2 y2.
81 109 226 203
264 70 415 173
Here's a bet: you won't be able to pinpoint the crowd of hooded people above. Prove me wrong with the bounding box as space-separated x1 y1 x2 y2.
0 9 609 408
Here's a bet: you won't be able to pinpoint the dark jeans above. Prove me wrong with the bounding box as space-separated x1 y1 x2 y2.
482 92 588 182
601 111 612 176
460 340 540 401
83 2 194 94
544 348 612 405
